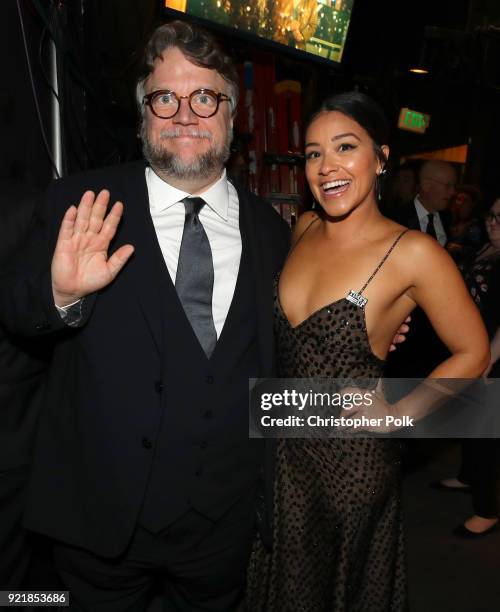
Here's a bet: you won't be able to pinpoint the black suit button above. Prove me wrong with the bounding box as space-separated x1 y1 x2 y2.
206 375 214 384
195 467 203 477
35 321 51 332
200 441 208 450
142 438 152 449
203 410 213 419
154 381 163 394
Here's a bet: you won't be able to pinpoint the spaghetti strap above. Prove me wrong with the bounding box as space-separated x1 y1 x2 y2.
276 216 320 282
289 216 320 256
358 229 409 293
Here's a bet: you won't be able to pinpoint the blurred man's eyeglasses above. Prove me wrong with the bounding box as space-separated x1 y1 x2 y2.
142 89 232 119
426 177 456 189
484 212 500 223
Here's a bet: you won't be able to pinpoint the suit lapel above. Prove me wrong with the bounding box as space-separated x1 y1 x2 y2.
236 185 275 375
409 203 422 230
115 162 165 356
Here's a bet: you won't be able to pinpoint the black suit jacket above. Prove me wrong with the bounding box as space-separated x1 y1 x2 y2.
0 161 290 555
0 189 52 470
388 199 452 241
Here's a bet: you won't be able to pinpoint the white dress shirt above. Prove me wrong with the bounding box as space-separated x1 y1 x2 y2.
146 166 241 338
414 196 447 246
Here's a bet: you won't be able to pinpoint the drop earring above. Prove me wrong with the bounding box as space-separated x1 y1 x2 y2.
376 168 387 202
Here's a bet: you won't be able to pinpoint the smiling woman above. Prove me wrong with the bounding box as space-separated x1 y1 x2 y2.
304 93 390 217
304 112 388 217
246 91 490 612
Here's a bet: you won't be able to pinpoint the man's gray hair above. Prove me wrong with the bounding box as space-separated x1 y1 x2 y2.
136 20 239 117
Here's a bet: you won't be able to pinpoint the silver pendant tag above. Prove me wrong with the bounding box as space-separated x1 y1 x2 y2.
346 290 368 308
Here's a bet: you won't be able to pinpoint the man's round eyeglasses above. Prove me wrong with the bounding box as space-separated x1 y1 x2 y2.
142 89 232 119
484 212 500 223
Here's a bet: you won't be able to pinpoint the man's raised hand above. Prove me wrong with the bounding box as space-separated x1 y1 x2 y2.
51 190 134 307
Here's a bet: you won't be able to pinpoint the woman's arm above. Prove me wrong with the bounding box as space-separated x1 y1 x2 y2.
340 232 489 430
405 232 490 379
391 233 490 421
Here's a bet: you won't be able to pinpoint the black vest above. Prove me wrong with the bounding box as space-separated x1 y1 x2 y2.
139 213 262 532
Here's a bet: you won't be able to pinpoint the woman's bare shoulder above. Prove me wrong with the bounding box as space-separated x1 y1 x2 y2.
291 210 320 245
398 229 449 256
394 230 457 281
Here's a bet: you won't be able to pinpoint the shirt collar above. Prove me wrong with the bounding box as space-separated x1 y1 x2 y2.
147 166 230 221
414 195 434 220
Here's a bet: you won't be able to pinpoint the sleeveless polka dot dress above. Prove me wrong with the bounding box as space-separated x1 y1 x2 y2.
247 231 409 612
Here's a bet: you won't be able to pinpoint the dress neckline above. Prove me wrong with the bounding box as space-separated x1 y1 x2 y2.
276 276 349 332
275 228 408 363
274 275 385 364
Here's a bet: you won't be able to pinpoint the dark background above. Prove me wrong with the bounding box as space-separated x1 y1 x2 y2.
2 3 500 607
3 0 500 199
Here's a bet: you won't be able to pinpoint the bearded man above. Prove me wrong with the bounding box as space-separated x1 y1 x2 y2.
0 20 289 611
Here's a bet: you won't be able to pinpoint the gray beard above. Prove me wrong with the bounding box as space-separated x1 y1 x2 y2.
141 124 232 181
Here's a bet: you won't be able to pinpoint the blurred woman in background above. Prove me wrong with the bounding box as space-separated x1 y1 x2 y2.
437 196 500 537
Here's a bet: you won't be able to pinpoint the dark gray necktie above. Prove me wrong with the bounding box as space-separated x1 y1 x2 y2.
175 197 217 357
426 213 437 239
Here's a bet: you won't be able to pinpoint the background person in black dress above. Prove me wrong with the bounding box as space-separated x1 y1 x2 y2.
436 196 500 538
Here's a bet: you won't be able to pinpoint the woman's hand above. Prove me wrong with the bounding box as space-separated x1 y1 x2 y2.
337 382 401 434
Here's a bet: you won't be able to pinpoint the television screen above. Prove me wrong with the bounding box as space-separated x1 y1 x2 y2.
164 1 355 63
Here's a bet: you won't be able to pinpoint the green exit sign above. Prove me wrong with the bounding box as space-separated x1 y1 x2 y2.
398 107 431 134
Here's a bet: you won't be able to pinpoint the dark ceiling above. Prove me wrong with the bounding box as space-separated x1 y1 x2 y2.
80 0 497 161
4 0 500 195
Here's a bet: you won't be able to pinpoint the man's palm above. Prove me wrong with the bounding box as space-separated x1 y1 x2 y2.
51 190 134 306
